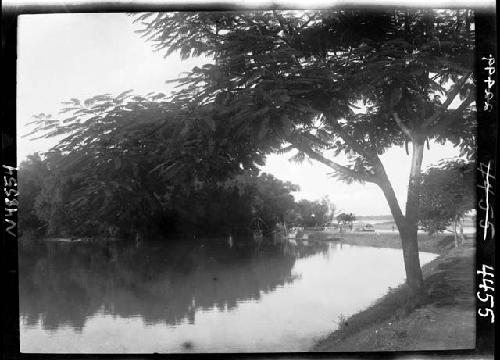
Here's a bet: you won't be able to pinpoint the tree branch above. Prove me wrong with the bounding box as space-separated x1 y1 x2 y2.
441 61 472 74
432 94 475 133
326 115 380 164
289 139 377 183
273 10 287 31
391 112 414 140
301 131 331 149
298 17 312 30
271 10 300 51
423 72 472 129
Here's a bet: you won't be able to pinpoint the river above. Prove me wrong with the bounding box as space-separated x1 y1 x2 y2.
19 238 437 353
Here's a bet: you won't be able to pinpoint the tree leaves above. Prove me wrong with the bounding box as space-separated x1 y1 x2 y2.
131 10 474 190
419 159 474 234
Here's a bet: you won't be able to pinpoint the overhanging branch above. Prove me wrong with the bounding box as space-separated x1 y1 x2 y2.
432 94 475 133
326 115 380 164
423 72 472 129
289 139 377 183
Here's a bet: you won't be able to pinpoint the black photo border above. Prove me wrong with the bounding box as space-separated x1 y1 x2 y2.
2 2 497 359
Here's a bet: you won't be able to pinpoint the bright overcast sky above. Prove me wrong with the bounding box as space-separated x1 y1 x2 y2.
17 13 466 216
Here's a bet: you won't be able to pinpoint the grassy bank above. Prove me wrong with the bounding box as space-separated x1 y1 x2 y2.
312 234 476 352
306 230 455 254
338 231 454 254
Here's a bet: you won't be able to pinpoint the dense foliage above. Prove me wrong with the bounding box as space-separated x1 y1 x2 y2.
418 159 475 241
19 149 327 238
18 153 50 236
284 198 333 227
18 148 304 238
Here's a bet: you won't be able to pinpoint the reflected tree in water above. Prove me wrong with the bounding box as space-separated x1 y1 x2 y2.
19 240 329 330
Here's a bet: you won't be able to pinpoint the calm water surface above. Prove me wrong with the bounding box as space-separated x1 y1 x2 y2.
19 238 437 353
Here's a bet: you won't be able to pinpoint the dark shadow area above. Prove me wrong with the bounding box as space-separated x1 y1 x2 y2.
19 238 329 331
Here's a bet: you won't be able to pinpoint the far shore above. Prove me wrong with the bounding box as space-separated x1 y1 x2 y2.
335 231 455 254
304 230 460 255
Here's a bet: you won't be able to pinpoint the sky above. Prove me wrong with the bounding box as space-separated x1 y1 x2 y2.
17 13 467 216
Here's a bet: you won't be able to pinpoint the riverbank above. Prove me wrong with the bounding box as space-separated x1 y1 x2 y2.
307 230 455 254
338 231 455 254
312 233 476 352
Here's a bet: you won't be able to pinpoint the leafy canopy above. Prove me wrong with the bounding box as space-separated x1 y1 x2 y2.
23 91 301 237
419 159 475 234
132 9 475 184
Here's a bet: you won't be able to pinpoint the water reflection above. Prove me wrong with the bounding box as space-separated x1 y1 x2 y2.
19 238 328 332
19 238 437 353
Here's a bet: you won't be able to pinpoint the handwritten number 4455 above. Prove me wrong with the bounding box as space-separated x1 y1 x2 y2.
477 264 495 323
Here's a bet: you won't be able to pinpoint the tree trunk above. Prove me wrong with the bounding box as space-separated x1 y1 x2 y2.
402 140 425 296
459 218 464 245
375 140 425 298
453 218 458 247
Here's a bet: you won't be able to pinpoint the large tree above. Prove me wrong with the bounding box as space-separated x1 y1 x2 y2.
290 198 331 227
419 159 475 246
23 92 279 237
18 153 50 235
23 92 303 238
337 213 356 232
130 9 475 297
